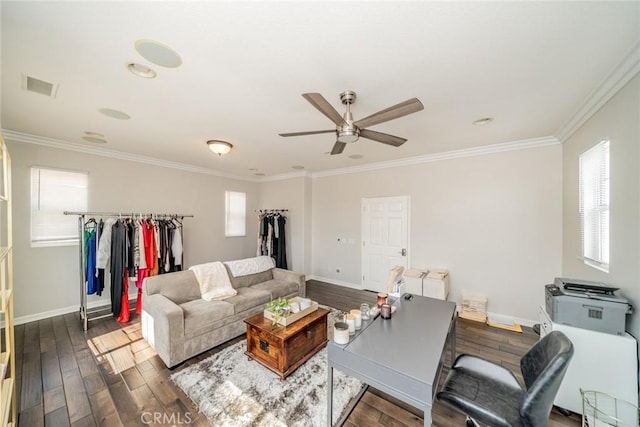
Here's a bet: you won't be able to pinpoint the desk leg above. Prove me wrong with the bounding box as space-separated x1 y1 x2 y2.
327 363 333 427
424 404 432 426
450 315 456 364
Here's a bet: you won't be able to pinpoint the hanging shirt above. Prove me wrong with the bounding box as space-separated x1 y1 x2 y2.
85 228 97 294
96 218 117 269
171 221 183 267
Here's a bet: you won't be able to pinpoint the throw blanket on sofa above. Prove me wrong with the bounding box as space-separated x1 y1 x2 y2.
189 262 237 301
224 256 275 277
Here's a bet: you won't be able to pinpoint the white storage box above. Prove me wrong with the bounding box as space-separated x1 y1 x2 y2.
424 269 449 300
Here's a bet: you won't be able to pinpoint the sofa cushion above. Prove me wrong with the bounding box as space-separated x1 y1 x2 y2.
224 287 271 314
180 299 234 339
144 271 201 304
225 265 274 289
251 279 299 300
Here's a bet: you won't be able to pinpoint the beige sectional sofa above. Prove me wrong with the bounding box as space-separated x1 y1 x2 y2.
141 257 305 368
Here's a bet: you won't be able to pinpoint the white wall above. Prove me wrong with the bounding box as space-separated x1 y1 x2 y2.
258 176 311 273
562 74 639 339
311 144 563 323
7 140 260 321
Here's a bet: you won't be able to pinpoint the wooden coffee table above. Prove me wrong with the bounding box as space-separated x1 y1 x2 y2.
244 307 330 380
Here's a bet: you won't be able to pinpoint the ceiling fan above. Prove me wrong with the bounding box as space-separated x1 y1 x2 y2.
279 91 424 155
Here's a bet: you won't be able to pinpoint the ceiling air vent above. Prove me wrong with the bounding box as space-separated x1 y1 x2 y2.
21 74 58 98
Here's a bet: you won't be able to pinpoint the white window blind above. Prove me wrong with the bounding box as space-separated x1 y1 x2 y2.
225 191 246 237
579 140 610 272
31 167 88 246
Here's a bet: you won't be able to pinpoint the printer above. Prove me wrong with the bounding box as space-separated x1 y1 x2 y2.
545 278 633 336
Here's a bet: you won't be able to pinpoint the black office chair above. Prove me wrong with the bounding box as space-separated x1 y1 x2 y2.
437 330 574 427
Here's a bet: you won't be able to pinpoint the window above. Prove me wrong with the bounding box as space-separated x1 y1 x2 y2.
579 140 609 272
31 167 88 246
225 191 246 237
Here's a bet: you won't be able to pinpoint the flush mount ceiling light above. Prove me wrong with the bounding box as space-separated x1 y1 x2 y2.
135 39 182 68
207 140 233 156
473 117 493 126
291 165 305 170
99 108 131 120
127 62 157 78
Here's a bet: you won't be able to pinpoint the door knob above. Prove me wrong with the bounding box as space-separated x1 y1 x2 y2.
400 248 407 256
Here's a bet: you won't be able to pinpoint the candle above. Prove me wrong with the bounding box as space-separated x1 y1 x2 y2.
334 322 349 344
350 309 362 330
360 303 370 320
345 314 356 335
381 303 392 319
377 292 388 308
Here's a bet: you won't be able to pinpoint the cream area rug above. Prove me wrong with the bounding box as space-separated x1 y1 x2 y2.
170 319 363 426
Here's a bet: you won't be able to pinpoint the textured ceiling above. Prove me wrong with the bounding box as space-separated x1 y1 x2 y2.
2 1 639 178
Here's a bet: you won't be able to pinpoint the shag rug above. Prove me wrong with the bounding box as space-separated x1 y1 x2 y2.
170 314 363 426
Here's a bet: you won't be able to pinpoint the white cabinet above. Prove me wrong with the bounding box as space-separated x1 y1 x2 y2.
539 307 638 415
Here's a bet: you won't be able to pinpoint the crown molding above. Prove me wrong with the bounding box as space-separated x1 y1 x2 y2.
1 129 259 182
2 130 559 183
309 136 560 179
259 171 311 182
556 41 640 142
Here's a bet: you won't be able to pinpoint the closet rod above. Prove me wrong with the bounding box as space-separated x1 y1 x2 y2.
64 211 193 217
254 209 288 213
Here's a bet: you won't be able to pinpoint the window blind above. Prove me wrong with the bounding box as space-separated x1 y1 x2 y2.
31 167 88 246
579 140 609 271
225 191 246 237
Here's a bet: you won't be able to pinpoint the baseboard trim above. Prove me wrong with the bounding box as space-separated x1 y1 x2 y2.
13 292 140 326
306 275 363 290
307 278 538 328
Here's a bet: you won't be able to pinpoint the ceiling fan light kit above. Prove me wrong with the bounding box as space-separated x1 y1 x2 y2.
280 90 423 155
207 140 233 156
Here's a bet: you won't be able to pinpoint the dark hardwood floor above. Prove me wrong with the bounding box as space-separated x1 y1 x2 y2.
13 280 582 426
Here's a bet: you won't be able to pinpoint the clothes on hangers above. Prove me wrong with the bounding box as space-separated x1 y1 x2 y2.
110 219 127 317
84 220 97 295
256 211 288 269
78 214 186 322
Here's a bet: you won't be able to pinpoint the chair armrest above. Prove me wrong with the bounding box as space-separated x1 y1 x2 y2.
273 268 306 298
142 293 185 367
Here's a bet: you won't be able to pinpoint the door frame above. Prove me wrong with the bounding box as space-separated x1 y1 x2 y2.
361 195 411 291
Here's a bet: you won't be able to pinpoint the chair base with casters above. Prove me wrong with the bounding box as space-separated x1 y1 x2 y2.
437 330 574 427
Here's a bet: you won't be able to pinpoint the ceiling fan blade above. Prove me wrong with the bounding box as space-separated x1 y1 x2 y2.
359 129 407 147
330 141 347 155
302 93 348 127
279 130 335 137
353 98 424 129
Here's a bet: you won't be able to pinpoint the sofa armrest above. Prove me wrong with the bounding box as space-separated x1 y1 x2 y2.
273 268 306 298
142 293 185 368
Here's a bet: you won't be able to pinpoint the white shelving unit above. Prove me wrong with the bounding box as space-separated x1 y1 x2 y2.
0 133 15 426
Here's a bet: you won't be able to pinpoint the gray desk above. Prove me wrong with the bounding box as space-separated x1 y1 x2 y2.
327 296 457 426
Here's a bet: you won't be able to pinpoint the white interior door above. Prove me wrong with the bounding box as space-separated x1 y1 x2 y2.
361 196 409 292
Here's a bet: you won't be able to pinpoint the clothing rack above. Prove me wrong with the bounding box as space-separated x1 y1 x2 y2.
64 211 193 331
255 209 288 213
